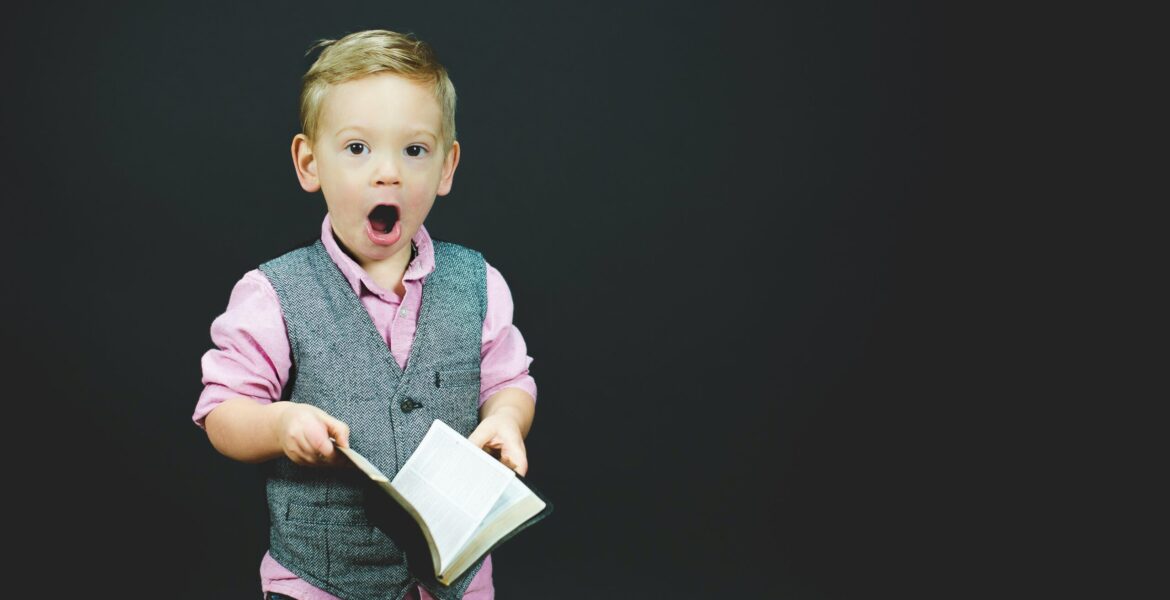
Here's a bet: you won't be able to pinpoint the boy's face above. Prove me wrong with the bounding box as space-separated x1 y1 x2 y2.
292 73 459 269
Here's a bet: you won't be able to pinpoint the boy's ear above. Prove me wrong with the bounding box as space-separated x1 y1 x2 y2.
291 133 320 192
436 141 461 197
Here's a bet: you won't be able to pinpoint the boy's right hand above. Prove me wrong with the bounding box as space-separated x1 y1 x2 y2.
274 402 351 467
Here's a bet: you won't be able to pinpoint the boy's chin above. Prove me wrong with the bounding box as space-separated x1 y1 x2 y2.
356 242 407 265
334 227 405 267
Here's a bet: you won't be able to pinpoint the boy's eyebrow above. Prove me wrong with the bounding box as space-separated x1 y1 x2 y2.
334 125 371 137
334 125 439 140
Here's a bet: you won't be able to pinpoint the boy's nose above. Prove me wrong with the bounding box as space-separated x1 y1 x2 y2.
371 157 401 186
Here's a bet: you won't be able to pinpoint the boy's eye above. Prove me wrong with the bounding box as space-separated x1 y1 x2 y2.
405 145 427 157
347 142 367 155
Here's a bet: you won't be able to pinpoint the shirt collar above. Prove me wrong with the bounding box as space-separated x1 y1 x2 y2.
320 213 436 300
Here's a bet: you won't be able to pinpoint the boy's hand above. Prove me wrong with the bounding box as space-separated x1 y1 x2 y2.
274 402 351 467
469 415 528 476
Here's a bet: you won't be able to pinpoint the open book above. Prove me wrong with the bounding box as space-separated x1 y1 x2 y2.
336 419 550 586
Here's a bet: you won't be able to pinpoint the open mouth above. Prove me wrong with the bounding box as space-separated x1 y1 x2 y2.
368 204 399 233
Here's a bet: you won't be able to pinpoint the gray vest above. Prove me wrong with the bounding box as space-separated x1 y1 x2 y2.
258 238 487 600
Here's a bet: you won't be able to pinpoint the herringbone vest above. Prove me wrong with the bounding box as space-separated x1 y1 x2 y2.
258 238 486 600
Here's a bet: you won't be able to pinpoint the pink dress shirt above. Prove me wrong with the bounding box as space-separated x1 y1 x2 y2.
194 215 537 600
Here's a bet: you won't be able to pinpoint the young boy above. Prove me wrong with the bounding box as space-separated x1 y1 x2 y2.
192 30 537 600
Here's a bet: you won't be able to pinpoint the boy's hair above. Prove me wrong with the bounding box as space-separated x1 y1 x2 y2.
299 30 457 151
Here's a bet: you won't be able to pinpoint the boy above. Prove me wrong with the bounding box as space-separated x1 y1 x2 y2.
192 30 537 600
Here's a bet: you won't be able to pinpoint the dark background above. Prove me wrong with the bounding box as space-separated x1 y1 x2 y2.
1 1 1037 597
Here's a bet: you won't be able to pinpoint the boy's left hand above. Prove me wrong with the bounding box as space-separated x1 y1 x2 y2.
468 415 528 476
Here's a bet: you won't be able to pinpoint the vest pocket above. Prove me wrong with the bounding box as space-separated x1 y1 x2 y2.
287 502 368 525
435 368 480 389
281 502 406 573
431 370 481 436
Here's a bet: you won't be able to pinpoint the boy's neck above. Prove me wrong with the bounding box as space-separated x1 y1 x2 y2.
333 230 417 298
360 245 413 298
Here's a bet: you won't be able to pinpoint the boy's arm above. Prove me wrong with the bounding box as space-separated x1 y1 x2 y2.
468 262 537 475
469 388 535 476
197 269 349 467
206 397 350 466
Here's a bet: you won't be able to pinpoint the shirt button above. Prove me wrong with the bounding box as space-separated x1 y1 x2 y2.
400 399 421 413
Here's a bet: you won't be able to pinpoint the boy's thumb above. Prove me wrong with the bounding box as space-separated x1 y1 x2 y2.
502 450 528 477
325 416 350 448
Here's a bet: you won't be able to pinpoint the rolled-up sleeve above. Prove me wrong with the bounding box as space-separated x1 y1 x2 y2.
479 262 537 406
192 269 292 429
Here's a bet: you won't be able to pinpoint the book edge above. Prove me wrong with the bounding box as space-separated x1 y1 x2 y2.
435 475 555 585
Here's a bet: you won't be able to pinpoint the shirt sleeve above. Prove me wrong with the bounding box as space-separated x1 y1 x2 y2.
479 262 537 407
192 269 292 429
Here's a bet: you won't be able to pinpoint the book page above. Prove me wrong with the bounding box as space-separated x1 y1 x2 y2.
391 420 515 572
483 476 537 526
439 476 546 584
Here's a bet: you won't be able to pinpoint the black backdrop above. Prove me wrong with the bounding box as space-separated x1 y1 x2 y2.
0 1 1007 598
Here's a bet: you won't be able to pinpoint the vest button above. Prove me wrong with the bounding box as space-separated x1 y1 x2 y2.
400 399 421 413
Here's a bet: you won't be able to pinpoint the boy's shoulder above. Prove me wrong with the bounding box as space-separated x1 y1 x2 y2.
429 235 484 261
271 235 322 260
257 235 322 276
429 238 492 288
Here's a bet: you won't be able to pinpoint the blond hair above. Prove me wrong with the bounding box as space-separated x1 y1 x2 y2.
299 30 457 150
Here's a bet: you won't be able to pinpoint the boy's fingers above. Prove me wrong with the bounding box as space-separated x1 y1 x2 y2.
309 427 329 450
498 437 528 475
467 426 493 449
304 422 335 458
498 446 531 474
289 444 317 466
290 432 317 457
503 452 528 476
